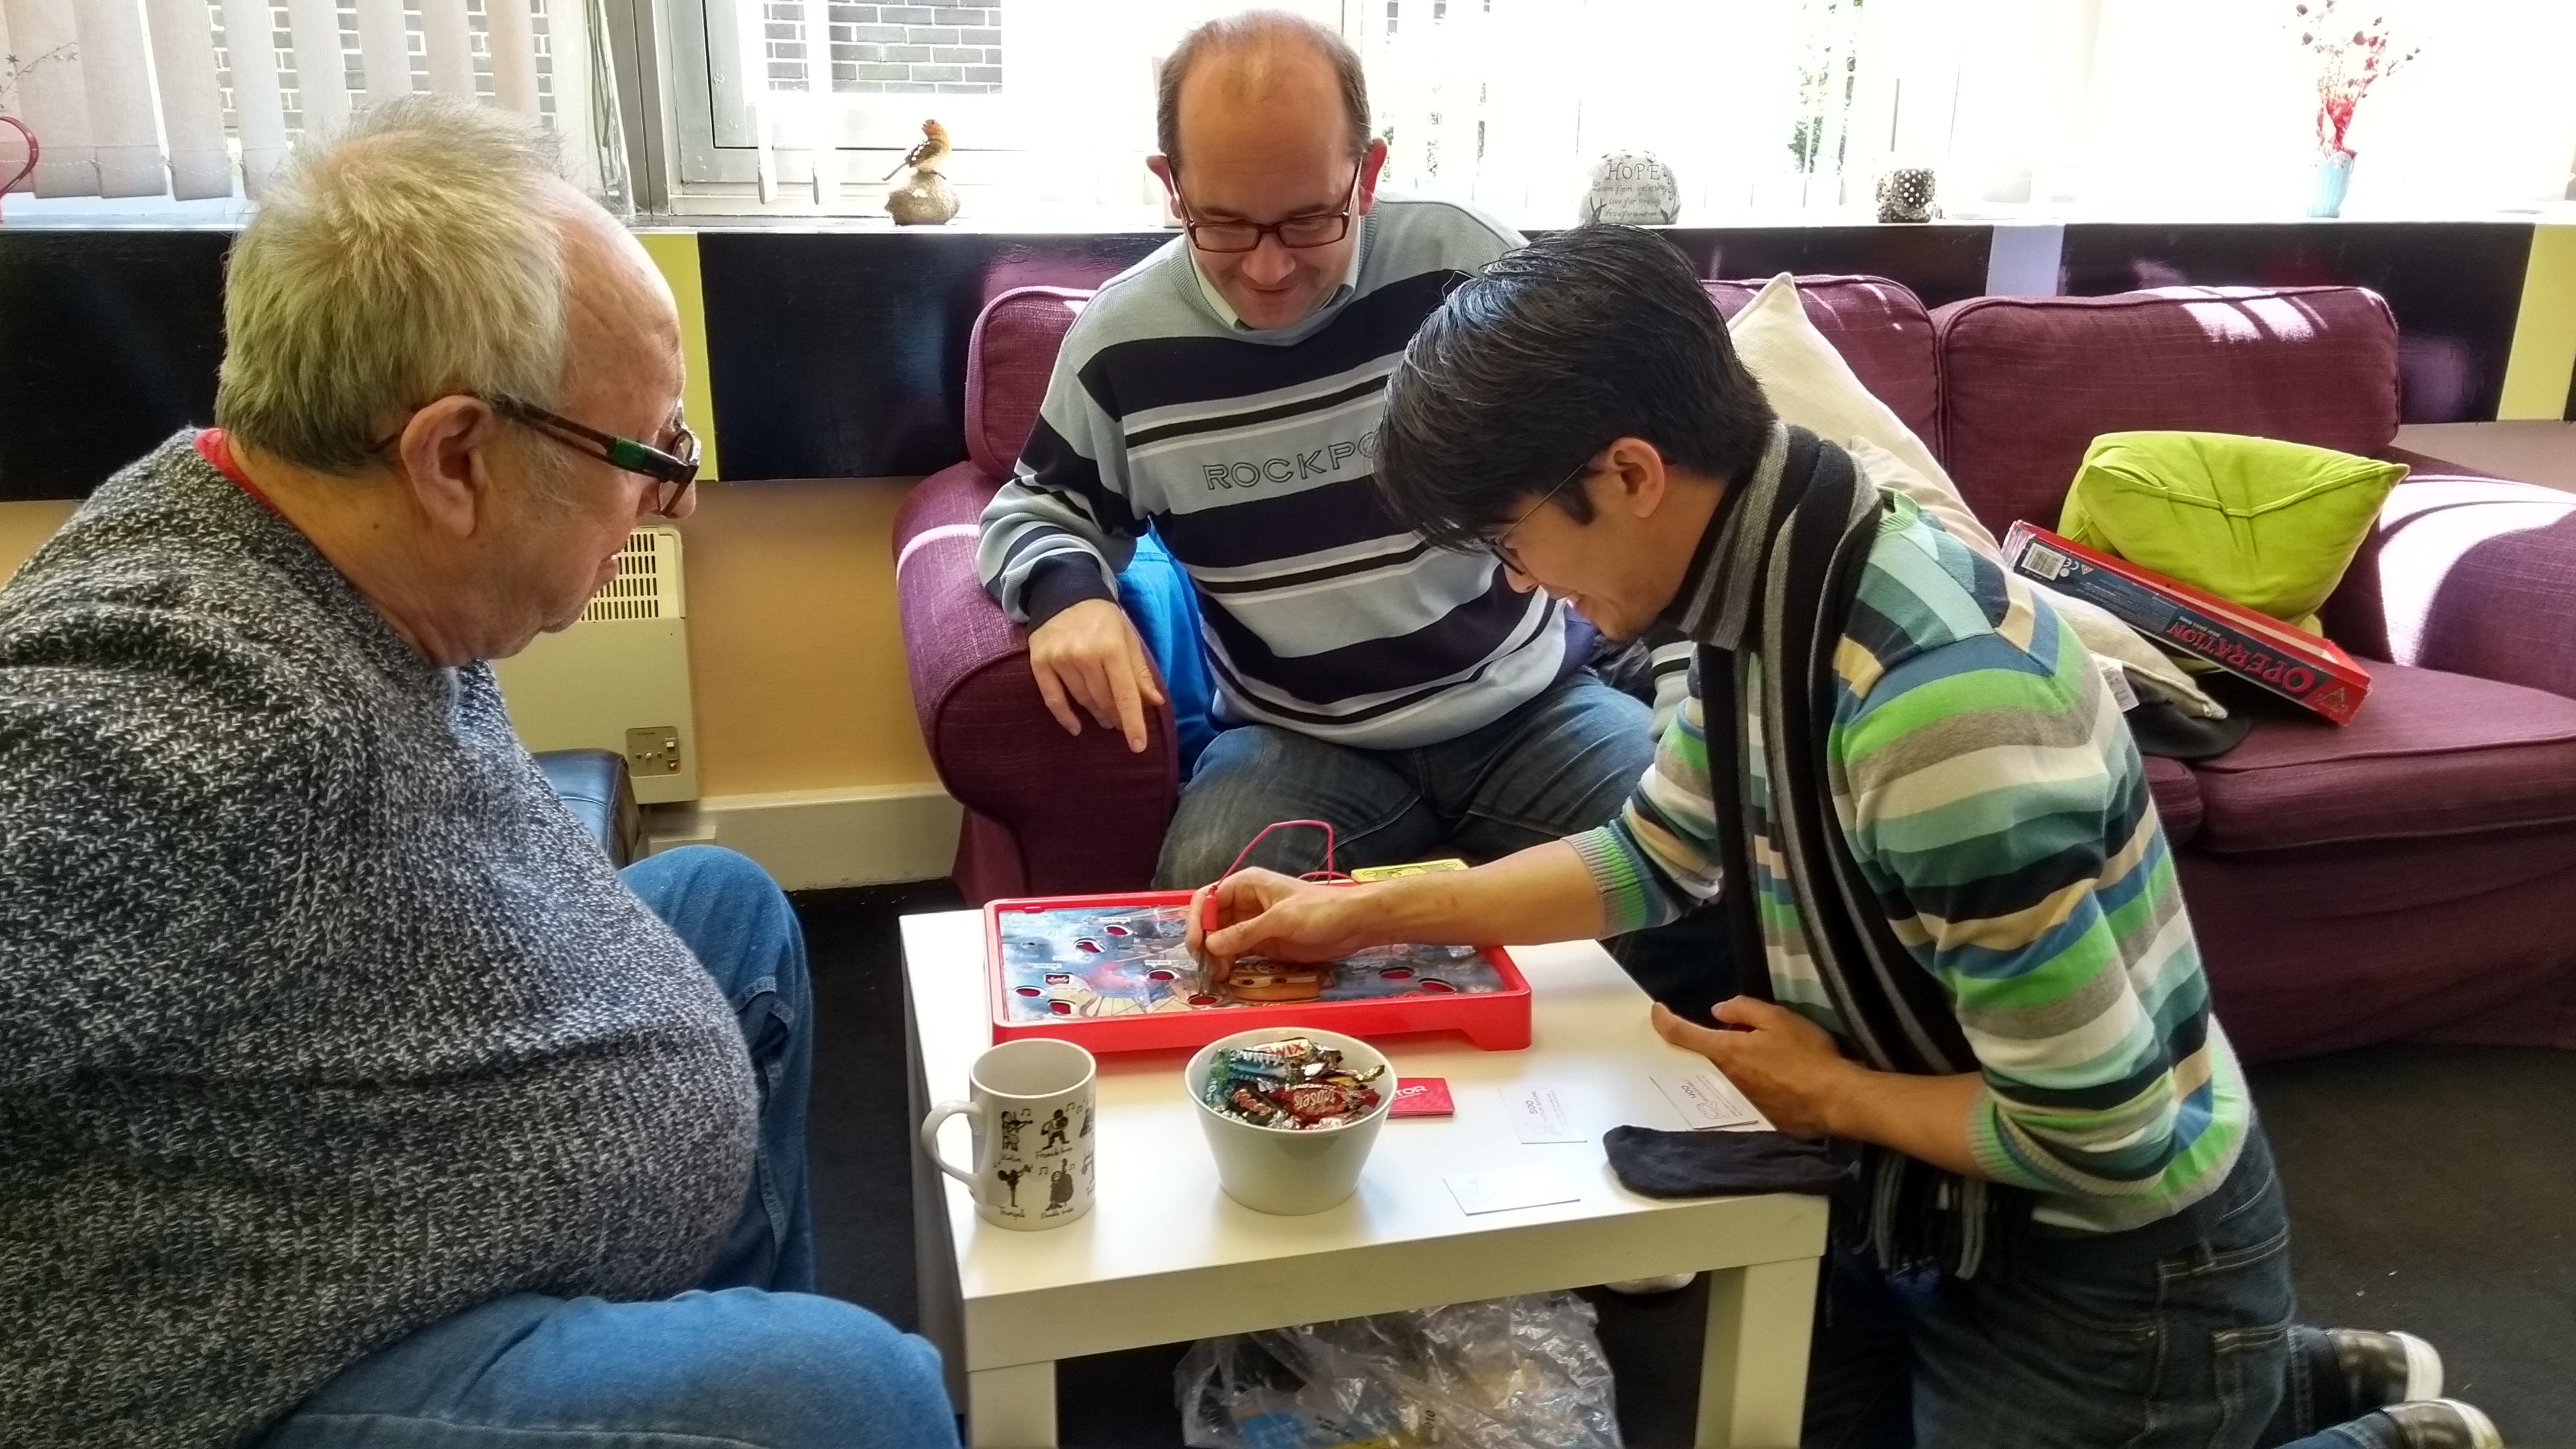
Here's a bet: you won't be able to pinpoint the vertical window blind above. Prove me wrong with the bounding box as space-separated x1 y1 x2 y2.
1 0 588 201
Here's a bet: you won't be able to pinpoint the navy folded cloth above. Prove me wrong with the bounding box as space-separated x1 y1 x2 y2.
1603 1125 1855 1198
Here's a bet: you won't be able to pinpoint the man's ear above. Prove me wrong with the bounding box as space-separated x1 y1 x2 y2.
392 394 502 541
1602 436 1669 520
1355 137 1390 213
1146 154 1179 206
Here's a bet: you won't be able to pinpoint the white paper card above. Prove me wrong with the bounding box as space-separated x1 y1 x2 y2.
1654 1071 1767 1131
1502 1086 1586 1144
1445 1165 1582 1215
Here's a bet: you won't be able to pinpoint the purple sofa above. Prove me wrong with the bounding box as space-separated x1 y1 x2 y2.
893 276 2576 1061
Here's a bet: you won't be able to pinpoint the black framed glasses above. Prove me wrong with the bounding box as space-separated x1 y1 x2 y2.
1482 450 1601 575
487 395 700 518
1177 165 1363 253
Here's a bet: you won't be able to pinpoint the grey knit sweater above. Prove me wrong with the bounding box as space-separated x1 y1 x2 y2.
0 435 759 1446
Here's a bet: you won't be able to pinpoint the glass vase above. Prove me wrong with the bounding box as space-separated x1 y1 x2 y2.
2310 150 2356 219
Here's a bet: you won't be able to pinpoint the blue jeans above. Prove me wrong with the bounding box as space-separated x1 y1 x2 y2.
1157 672 1741 1017
1156 672 1655 884
257 846 958 1449
1803 1130 2404 1449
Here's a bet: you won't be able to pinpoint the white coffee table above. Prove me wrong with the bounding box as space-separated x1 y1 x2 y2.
903 910 1827 1449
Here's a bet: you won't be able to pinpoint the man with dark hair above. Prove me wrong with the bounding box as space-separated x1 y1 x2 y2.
1191 225 2499 1449
975 11 1667 911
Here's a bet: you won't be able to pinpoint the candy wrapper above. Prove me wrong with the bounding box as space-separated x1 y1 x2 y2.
1202 1036 1386 1131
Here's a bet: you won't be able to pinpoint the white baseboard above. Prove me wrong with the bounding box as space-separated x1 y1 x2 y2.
643 783 961 890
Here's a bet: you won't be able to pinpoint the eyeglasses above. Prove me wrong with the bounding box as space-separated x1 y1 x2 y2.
372 395 702 518
489 396 701 519
1482 450 1600 575
1177 166 1363 253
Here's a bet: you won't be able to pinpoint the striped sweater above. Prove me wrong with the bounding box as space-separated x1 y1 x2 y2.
977 197 1587 749
1572 460 2248 1234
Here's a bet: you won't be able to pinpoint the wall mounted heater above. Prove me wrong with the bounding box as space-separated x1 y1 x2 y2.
490 526 701 804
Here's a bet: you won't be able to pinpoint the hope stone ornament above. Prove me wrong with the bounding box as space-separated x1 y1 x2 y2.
1583 152 1681 225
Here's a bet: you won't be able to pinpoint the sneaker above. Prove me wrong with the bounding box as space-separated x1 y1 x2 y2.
2317 1328 2445 1419
1600 1273 1698 1295
2370 1399 2504 1449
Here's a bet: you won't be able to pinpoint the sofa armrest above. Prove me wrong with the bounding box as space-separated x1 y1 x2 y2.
2328 475 2576 702
894 461 1178 896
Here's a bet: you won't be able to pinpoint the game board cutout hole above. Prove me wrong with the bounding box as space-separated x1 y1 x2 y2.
1419 978 1456 993
1380 966 1414 980
1048 999 1074 1015
1014 986 1042 997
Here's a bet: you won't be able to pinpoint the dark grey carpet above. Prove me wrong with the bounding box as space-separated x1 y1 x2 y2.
796 885 2576 1447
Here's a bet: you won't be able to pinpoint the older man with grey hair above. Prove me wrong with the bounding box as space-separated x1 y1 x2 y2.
0 98 955 1448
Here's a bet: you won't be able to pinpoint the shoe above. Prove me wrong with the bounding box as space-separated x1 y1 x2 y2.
2369 1399 2504 1449
1600 1273 1697 1295
2317 1328 2445 1419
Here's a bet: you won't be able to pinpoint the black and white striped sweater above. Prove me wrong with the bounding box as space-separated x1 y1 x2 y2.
977 196 1593 749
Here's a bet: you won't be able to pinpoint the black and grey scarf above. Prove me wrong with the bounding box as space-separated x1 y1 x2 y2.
1689 426 2031 1279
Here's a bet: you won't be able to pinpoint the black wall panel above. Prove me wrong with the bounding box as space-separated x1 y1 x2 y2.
0 220 2538 498
2060 223 2534 425
696 230 1167 481
0 230 230 501
1654 224 1993 308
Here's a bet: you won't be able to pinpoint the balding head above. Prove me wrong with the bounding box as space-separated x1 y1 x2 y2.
1155 10 1370 176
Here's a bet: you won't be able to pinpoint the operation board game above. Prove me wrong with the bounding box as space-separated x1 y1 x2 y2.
983 891 1531 1053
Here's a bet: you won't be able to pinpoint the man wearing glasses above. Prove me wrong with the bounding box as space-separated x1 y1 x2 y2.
977 11 1677 921
0 98 953 1447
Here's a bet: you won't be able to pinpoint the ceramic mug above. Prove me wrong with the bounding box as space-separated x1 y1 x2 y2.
921 1037 1097 1230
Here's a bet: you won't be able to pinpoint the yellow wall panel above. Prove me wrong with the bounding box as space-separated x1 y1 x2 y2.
635 230 724 482
676 477 939 795
0 500 80 583
2500 224 2576 421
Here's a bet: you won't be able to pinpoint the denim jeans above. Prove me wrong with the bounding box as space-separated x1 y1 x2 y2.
257 846 958 1449
1157 671 1741 1016
1802 1129 2407 1449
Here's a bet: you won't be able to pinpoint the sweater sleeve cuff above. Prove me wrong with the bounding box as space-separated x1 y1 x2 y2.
1022 555 1120 630
1965 1089 2061 1194
1569 825 1661 938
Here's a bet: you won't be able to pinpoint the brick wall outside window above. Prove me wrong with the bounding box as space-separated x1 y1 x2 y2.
762 0 1002 95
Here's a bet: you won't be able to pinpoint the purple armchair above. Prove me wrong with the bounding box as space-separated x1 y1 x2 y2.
893 289 1180 905
894 277 2576 1060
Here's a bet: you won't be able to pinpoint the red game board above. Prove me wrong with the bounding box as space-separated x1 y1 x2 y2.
982 891 1531 1053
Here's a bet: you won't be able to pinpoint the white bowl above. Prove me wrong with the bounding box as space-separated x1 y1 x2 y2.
1186 1026 1393 1216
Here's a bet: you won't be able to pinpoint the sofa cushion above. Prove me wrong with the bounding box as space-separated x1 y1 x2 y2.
2060 431 2406 635
1706 274 1939 451
964 287 1089 480
2188 663 2576 853
1932 286 2402 537
2144 755 2202 847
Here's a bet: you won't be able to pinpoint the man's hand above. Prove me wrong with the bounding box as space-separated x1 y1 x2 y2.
1187 869 1393 974
1650 996 1864 1139
1027 598 1165 754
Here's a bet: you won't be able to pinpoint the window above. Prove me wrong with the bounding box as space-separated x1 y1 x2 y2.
0 0 608 215
640 0 1888 220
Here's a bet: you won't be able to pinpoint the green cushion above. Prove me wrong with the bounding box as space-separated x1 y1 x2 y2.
2057 432 2406 636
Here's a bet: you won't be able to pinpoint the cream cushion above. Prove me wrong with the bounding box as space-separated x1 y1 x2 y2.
1726 273 2226 720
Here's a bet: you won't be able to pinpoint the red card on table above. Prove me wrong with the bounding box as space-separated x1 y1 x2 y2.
1390 1078 1454 1117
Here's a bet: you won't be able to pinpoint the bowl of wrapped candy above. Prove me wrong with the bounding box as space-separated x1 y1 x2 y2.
1186 1027 1392 1215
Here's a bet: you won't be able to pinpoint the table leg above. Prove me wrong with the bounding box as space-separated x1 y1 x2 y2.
967 1360 1057 1449
1695 1257 1818 1449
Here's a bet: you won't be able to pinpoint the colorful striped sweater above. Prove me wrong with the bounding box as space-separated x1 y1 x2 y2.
1571 473 2249 1234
